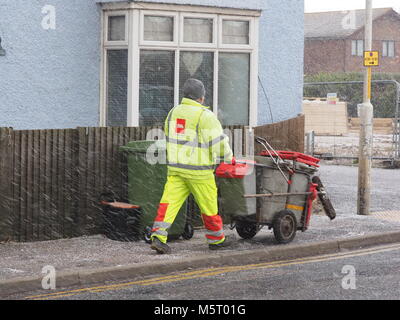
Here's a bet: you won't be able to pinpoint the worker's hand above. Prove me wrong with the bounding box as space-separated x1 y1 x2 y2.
231 157 236 166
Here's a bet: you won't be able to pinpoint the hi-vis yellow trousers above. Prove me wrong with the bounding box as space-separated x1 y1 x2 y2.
151 175 225 245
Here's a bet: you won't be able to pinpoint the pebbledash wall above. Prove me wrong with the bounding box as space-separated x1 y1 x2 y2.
0 0 304 130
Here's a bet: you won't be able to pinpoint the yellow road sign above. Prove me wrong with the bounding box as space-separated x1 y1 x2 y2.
364 51 379 67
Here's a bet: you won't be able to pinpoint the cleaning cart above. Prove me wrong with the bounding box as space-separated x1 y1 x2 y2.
216 137 335 244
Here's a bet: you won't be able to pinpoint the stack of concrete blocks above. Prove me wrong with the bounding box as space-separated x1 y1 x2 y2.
302 99 349 136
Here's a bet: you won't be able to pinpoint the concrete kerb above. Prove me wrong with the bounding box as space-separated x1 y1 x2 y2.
337 231 400 250
1 231 400 298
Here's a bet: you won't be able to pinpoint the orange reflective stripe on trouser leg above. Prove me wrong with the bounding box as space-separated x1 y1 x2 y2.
154 203 168 222
151 176 191 244
151 203 170 241
202 214 225 244
187 177 225 245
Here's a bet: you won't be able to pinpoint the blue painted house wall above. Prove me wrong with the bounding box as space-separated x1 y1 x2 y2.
0 0 304 129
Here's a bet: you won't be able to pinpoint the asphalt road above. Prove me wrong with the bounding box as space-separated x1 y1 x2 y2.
19 243 400 301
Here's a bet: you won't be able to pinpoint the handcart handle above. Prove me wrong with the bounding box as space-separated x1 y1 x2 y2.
243 192 326 198
254 136 292 184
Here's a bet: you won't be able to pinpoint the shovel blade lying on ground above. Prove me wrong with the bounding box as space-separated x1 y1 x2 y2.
312 176 336 220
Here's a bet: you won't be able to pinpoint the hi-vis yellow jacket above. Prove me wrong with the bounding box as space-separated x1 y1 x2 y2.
165 98 233 179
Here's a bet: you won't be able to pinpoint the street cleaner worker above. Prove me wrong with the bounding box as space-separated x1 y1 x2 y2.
150 78 237 254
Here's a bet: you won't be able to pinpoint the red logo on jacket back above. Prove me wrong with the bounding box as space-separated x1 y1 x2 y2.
176 119 186 134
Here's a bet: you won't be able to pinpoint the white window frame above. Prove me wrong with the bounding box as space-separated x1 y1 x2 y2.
357 40 364 56
179 13 218 48
104 10 129 46
219 15 254 50
100 10 130 127
351 40 357 56
102 47 130 127
382 40 388 57
382 40 395 58
101 4 260 128
351 39 364 57
389 41 395 57
139 10 179 47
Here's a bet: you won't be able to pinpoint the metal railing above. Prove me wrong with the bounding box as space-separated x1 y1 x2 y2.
304 80 400 159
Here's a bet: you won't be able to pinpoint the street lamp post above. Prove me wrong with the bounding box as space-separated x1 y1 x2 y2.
357 0 374 215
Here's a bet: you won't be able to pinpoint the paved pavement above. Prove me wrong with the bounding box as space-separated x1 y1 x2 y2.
1 163 400 298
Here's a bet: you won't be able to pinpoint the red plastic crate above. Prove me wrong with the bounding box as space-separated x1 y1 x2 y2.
216 160 255 179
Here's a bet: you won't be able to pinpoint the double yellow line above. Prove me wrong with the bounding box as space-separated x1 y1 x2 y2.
25 243 400 300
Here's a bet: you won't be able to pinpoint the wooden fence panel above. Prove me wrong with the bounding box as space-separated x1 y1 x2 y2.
77 127 88 237
87 127 99 234
50 129 58 240
75 126 161 236
0 119 304 242
63 129 75 238
0 128 14 241
13 130 23 241
3 129 81 242
254 115 305 154
43 130 53 240
32 130 40 241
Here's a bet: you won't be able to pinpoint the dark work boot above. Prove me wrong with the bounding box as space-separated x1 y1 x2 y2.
150 237 171 254
209 235 237 251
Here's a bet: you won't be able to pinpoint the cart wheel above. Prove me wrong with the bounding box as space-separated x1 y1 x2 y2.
143 226 152 244
181 223 194 240
236 221 259 239
273 210 297 244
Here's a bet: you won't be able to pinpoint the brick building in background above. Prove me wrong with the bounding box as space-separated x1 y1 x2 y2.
304 8 400 75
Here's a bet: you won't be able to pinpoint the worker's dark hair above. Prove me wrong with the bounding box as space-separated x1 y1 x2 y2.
182 78 205 101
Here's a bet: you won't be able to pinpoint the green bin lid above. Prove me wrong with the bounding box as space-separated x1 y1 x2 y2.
119 140 166 153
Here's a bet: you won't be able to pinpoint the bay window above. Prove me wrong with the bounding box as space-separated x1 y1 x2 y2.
101 3 259 127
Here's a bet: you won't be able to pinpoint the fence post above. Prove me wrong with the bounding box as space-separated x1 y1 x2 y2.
0 128 14 241
305 131 315 155
76 127 89 236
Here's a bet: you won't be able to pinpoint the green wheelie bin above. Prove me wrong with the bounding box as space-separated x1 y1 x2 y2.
119 140 193 243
